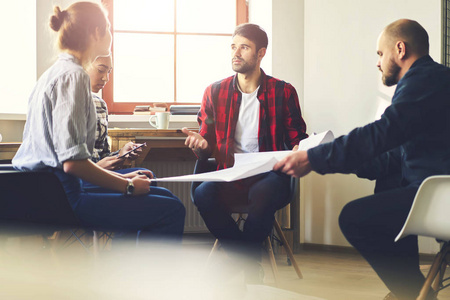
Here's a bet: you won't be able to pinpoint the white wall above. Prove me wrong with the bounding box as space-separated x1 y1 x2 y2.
0 2 36 115
249 0 273 75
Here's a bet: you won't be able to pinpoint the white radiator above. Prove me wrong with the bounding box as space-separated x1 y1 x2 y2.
141 160 209 233
141 160 291 233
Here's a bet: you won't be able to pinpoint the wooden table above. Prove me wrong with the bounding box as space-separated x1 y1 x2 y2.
107 129 196 164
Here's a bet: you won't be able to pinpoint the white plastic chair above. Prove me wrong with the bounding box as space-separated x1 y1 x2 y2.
396 175 450 300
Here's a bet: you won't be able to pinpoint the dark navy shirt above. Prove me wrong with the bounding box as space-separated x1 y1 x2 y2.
308 55 450 187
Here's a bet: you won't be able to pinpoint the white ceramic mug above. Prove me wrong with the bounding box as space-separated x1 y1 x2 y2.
149 112 170 129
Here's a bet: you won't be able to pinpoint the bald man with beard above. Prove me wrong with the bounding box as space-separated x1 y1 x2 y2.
274 19 450 300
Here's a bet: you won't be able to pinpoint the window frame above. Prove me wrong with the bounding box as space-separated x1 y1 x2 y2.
101 0 248 114
443 0 450 67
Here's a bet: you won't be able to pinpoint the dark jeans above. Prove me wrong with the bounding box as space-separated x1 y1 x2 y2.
193 171 291 261
339 185 424 299
50 168 186 245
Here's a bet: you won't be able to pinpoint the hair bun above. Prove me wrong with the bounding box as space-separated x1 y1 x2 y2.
49 6 67 32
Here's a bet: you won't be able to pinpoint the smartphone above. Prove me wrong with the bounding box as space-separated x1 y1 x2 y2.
117 142 147 159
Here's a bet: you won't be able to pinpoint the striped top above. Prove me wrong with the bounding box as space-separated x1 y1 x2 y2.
91 94 109 162
13 53 96 171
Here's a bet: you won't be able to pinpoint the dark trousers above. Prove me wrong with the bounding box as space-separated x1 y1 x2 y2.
193 171 291 260
339 185 425 299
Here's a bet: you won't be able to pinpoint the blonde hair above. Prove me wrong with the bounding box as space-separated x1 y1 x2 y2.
49 2 108 53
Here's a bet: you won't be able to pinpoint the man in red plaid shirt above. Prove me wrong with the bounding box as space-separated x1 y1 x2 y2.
182 23 308 282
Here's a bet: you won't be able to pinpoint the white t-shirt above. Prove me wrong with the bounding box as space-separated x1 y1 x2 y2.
234 86 260 153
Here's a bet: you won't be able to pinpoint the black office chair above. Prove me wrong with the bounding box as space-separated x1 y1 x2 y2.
0 167 111 256
190 158 303 286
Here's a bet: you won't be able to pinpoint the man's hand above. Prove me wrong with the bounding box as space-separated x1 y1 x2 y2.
273 150 312 178
96 156 125 170
182 127 209 151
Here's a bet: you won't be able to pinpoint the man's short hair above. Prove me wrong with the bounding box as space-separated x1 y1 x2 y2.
384 19 429 56
233 23 268 51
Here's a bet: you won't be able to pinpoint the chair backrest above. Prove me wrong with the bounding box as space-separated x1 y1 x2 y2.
395 175 450 242
0 171 81 235
190 158 218 201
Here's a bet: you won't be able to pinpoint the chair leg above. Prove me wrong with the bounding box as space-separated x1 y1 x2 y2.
273 219 303 279
418 243 450 300
266 236 280 286
207 239 220 265
93 230 99 257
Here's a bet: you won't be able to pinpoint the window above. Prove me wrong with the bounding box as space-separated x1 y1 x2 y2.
102 0 248 114
444 0 450 67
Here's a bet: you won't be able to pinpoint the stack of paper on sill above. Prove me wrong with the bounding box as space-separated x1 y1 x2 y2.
153 130 334 183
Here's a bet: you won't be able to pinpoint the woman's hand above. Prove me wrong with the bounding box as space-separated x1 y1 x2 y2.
123 170 154 179
131 176 151 195
96 156 125 170
118 142 144 160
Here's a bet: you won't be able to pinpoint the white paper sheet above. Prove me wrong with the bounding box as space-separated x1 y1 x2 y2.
298 130 334 151
153 130 334 182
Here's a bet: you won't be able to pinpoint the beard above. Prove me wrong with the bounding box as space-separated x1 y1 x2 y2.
382 57 401 86
232 54 258 74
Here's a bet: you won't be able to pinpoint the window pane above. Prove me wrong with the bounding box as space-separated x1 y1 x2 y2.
114 33 174 102
114 0 174 32
177 35 232 103
177 0 235 33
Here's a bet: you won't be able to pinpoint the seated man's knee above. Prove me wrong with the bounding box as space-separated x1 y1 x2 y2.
193 182 220 210
249 172 290 208
339 200 367 238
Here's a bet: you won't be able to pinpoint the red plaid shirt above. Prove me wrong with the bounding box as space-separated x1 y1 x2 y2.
198 69 308 169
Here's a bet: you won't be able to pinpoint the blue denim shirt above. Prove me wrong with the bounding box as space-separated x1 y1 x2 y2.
308 55 450 187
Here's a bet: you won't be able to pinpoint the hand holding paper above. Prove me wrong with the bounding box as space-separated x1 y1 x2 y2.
298 130 334 150
274 130 334 178
153 131 334 182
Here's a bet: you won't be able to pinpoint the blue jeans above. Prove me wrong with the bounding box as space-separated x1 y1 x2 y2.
193 171 291 260
49 168 186 244
81 168 158 190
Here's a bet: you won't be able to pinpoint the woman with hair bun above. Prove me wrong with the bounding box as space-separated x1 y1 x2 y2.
13 2 185 244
